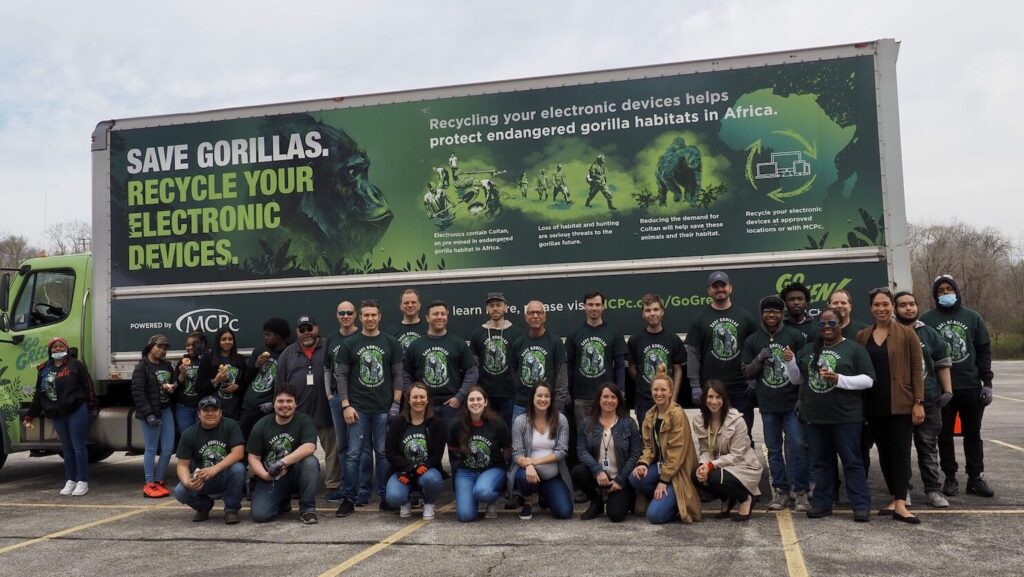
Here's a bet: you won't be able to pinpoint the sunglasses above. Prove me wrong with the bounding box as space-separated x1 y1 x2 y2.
869 286 893 297
817 319 838 328
336 310 355 317
297 325 316 333
933 274 954 283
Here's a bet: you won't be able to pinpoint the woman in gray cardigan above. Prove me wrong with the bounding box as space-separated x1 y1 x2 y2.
508 382 574 520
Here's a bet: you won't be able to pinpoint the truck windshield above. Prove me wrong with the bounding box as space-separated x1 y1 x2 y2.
11 270 76 331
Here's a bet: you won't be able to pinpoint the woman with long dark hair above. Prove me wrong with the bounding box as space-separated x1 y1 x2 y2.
132 334 176 498
786 308 876 522
172 331 206 433
509 381 573 520
572 384 641 522
692 380 763 521
448 386 511 522
196 327 250 421
855 287 925 524
385 383 447 520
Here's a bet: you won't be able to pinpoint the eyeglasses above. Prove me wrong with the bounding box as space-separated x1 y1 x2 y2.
297 325 316 333
817 319 838 328
336 310 355 317
359 299 380 309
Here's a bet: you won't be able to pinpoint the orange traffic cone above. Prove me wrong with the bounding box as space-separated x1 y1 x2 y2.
953 412 962 437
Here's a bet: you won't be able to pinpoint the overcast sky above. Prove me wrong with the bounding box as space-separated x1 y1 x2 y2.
2 0 1021 248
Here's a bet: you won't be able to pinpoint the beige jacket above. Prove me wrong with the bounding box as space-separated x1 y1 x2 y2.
692 408 763 496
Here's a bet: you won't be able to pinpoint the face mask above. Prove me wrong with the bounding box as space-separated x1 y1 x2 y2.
938 294 958 307
51 351 68 360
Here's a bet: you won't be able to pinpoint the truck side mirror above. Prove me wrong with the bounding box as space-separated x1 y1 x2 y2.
0 311 8 332
0 272 9 312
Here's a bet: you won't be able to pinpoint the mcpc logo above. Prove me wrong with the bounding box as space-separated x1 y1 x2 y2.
175 308 240 334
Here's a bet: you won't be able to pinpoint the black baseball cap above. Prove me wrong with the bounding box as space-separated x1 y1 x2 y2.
708 271 731 286
486 292 506 303
295 315 317 328
198 395 221 410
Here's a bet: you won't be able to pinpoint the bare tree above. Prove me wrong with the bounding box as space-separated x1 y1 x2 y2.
0 234 43 269
45 220 91 256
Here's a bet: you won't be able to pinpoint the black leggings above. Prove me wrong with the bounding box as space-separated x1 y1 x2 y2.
692 467 751 504
867 414 914 498
570 464 635 522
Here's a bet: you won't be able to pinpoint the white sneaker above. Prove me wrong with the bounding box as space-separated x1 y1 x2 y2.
59 480 76 495
72 481 89 497
399 504 411 518
423 503 436 520
485 502 497 519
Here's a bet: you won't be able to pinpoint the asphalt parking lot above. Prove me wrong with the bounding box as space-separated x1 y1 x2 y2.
2 361 1023 577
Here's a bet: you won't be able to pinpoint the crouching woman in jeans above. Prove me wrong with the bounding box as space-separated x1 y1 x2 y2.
385 383 447 520
509 382 574 520
449 386 511 522
630 366 702 524
573 384 641 522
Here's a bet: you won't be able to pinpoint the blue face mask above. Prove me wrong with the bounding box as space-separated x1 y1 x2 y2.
51 351 68 360
938 293 958 307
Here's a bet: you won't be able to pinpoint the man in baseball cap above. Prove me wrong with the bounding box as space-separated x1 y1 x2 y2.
173 395 246 524
470 292 519 429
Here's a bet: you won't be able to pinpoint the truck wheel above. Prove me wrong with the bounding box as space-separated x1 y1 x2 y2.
86 446 114 464
0 447 6 472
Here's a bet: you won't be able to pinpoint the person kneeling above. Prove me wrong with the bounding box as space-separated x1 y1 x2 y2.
247 385 321 524
572 385 641 522
173 395 246 524
385 383 447 520
509 382 574 520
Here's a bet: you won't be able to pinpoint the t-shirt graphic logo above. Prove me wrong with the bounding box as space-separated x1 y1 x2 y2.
938 323 969 364
199 441 228 468
424 351 449 387
643 348 669 384
183 364 200 397
266 434 294 466
711 320 740 361
465 438 491 469
520 350 547 387
580 338 607 378
403 437 428 465
359 349 386 387
398 333 420 353
44 370 57 401
219 366 240 400
251 359 277 393
762 347 787 388
807 351 839 394
156 369 173 403
483 338 508 375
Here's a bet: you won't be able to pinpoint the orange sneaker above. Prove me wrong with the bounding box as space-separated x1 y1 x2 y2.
143 482 162 498
154 481 171 498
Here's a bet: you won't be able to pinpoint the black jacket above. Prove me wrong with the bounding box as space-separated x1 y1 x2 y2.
29 358 96 418
385 415 448 479
131 359 173 420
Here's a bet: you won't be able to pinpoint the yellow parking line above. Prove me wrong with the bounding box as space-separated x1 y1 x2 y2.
319 503 454 577
994 394 1024 403
0 501 174 555
0 503 152 510
991 439 1024 453
775 510 809 577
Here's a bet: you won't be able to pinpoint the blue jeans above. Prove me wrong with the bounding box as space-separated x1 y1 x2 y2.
329 395 372 500
629 463 678 524
490 397 516 431
454 467 505 522
761 411 810 492
513 468 573 519
386 469 444 506
250 455 321 522
53 403 90 482
174 404 197 435
805 422 871 512
141 406 175 483
343 410 390 500
173 461 245 512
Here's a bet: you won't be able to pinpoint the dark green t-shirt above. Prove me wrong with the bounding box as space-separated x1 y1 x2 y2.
470 324 522 401
512 331 566 405
246 412 317 467
742 325 806 413
399 422 430 469
920 307 990 389
404 332 476 402
338 332 401 412
566 322 627 401
385 320 428 355
325 330 359 394
913 322 949 402
795 338 875 424
174 355 202 407
448 418 511 472
685 305 758 385
242 345 285 413
176 417 244 468
627 328 685 403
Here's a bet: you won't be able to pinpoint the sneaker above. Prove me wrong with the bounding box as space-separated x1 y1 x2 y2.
380 500 400 513
580 501 603 520
143 482 164 498
399 504 412 518
71 481 89 497
60 480 76 496
224 510 241 525
325 488 345 503
926 491 950 508
504 494 523 510
853 509 871 523
966 476 995 498
423 503 436 520
410 495 424 509
485 502 498 519
806 507 832 519
300 511 319 525
942 475 959 497
519 504 533 520
192 508 211 522
793 490 810 512
335 498 355 518
156 480 171 496
767 487 788 511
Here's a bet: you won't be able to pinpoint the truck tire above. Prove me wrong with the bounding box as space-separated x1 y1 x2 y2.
0 447 6 472
86 446 114 464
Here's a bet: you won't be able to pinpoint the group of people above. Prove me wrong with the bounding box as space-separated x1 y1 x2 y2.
22 272 996 527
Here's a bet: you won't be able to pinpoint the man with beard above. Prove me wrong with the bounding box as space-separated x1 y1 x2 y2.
920 275 995 498
781 282 816 338
894 291 953 508
627 293 684 423
403 301 478 426
469 292 522 429
686 271 758 435
248 385 320 524
239 318 290 439
173 395 246 524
